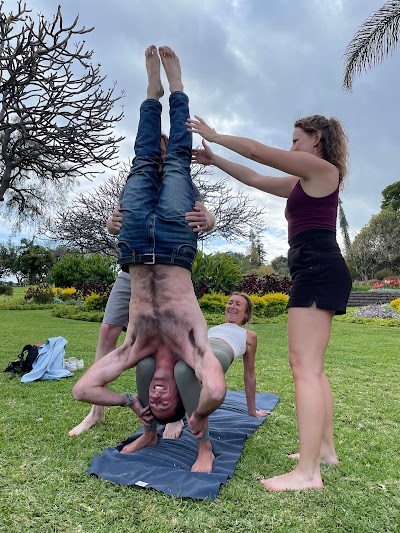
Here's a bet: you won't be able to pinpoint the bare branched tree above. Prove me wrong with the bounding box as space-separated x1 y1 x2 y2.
40 164 266 257
343 0 400 90
0 1 124 223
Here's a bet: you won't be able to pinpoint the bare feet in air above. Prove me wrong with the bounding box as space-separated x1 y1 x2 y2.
68 405 105 436
145 45 164 100
191 440 215 473
121 430 158 454
159 46 184 93
162 420 184 439
287 451 339 465
260 468 324 492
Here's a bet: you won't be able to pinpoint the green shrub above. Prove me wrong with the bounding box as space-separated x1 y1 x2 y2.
0 302 55 310
199 293 229 313
51 254 117 287
375 268 394 280
51 304 103 322
24 284 54 304
0 284 13 296
351 281 374 292
192 252 243 296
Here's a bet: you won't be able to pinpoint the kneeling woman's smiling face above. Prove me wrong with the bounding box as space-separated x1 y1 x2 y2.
225 294 248 326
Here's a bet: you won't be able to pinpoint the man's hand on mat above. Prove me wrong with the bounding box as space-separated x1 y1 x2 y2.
130 397 154 427
255 409 271 418
187 411 208 440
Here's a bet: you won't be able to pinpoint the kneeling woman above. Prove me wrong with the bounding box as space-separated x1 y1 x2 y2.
137 292 269 439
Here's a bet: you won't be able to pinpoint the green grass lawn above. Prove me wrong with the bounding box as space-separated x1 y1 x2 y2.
1 309 399 532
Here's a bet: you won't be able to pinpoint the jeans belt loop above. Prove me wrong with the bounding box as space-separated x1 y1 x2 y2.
143 253 156 265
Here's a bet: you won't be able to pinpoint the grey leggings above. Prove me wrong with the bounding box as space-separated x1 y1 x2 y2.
136 339 233 442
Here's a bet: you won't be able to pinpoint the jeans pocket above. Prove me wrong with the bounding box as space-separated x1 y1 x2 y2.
176 244 197 262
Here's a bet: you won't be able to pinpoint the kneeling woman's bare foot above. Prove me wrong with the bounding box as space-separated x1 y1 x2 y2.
191 440 215 473
260 468 323 492
287 452 339 465
162 420 184 439
159 46 184 93
121 431 158 454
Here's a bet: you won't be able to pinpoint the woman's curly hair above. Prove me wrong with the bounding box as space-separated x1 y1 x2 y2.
294 115 349 188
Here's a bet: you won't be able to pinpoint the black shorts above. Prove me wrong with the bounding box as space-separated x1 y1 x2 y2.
287 229 352 315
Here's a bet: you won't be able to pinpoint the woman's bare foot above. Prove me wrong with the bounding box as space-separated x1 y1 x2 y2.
121 431 158 454
260 468 324 492
158 46 184 93
287 452 339 465
68 405 105 436
145 45 164 100
162 420 184 439
191 440 215 473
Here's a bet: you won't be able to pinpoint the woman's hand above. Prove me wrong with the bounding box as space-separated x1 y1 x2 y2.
254 409 270 418
192 139 215 166
187 115 218 142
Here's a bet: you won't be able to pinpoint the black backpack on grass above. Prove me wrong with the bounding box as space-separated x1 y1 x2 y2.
3 344 40 378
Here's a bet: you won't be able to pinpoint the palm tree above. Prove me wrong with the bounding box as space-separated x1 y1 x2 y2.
343 0 400 90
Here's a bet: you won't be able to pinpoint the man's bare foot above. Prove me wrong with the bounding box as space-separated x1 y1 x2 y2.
260 468 324 492
121 431 158 454
287 452 339 465
68 405 105 436
162 420 184 439
191 440 215 473
158 46 184 93
145 45 164 100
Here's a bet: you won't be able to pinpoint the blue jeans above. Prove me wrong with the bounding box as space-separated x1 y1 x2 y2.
118 92 197 271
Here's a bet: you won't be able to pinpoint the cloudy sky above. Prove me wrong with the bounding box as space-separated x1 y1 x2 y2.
1 0 398 260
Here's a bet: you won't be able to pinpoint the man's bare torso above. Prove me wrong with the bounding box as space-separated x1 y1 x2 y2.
127 264 208 368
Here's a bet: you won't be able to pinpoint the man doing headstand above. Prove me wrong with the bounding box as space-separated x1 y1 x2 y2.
72 45 226 472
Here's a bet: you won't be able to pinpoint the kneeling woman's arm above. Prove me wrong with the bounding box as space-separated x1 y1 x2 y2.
243 331 270 418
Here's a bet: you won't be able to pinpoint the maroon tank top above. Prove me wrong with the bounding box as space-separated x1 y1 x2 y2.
285 180 338 241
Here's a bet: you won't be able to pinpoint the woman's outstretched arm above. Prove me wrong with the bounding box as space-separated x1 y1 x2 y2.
188 116 337 183
192 139 297 198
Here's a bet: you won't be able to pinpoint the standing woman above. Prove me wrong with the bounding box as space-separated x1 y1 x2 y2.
188 114 352 491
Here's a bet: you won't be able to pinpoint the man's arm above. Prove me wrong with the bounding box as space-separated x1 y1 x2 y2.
72 345 135 406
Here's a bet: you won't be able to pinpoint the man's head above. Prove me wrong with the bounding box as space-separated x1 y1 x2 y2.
148 363 185 423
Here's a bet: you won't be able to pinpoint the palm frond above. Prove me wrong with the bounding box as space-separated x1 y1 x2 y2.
343 0 400 90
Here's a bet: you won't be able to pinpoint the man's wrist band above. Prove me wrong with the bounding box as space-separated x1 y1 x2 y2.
121 393 134 407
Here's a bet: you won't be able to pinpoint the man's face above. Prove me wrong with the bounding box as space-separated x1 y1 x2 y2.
148 368 180 420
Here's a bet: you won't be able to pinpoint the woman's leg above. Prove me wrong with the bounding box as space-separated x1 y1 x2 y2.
174 345 232 473
261 304 335 491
